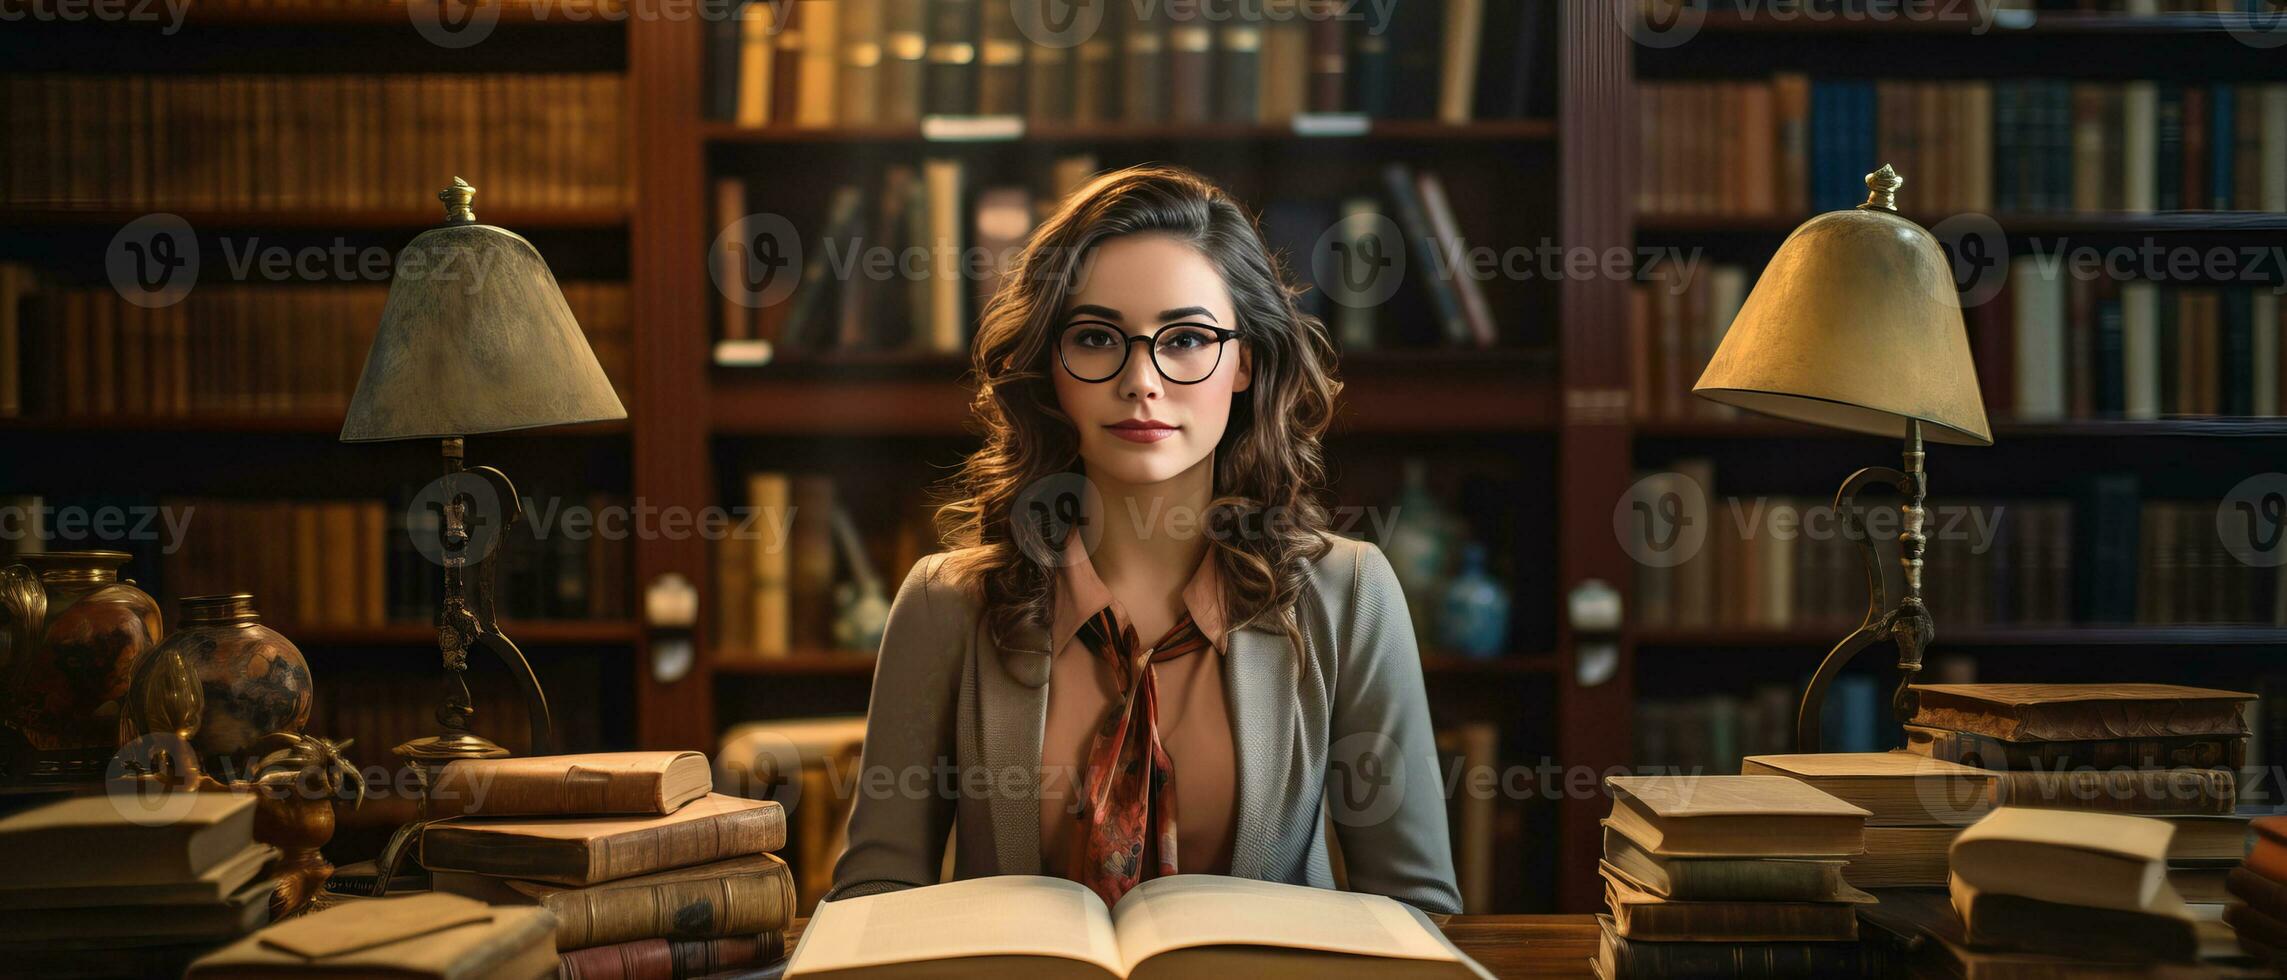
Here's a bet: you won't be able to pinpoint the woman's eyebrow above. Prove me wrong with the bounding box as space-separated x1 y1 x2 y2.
1064 304 1124 321
1158 306 1217 322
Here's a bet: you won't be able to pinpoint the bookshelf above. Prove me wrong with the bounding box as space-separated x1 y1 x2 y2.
0 11 642 803
1614 0 2287 915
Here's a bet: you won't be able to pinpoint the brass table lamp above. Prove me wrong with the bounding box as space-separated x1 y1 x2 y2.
1691 165 1993 752
340 178 627 887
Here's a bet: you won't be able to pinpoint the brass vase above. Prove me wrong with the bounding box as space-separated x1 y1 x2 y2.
0 551 164 779
121 595 313 781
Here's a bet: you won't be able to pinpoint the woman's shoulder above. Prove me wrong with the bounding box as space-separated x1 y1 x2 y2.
1297 530 1395 599
894 547 989 611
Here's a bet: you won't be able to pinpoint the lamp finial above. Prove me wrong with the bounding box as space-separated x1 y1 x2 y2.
439 177 477 224
1859 164 1903 213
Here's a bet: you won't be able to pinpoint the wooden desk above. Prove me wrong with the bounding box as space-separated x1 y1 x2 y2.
783 914 1603 979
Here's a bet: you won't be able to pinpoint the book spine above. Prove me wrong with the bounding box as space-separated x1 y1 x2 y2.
1990 767 2235 815
559 933 785 980
588 806 788 884
545 863 796 949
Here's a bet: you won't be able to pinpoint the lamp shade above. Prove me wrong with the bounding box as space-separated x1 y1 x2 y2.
341 180 627 442
1692 166 1992 446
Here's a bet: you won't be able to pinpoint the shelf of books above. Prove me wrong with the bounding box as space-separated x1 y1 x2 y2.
1618 0 2287 905
0 21 644 783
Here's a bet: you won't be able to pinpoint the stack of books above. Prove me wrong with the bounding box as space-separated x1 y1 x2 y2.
1903 683 2258 898
1945 808 2209 971
1743 752 1995 888
187 892 556 979
0 793 278 978
423 752 796 980
2228 814 2287 971
1593 775 1889 978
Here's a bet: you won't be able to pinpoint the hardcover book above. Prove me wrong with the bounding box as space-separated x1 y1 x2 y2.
1907 684 2253 742
785 874 1493 979
1603 775 1868 857
430 751 713 817
432 853 795 951
1601 869 1870 943
1741 751 1995 826
421 794 786 887
1950 808 2172 913
1600 824 1847 902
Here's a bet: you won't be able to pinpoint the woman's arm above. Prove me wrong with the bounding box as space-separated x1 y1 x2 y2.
1324 541 1466 916
821 555 966 902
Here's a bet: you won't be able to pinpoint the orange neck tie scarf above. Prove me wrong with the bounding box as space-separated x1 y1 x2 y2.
1069 606 1211 907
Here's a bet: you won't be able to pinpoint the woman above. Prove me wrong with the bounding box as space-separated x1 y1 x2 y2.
824 164 1461 916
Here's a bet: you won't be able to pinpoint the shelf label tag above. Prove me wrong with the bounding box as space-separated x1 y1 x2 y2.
921 115 1025 142
1292 113 1370 137
714 339 776 367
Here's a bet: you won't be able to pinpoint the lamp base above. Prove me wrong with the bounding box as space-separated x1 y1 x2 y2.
1796 419 1933 752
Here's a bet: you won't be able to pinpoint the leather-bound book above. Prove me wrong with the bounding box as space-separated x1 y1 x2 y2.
436 854 796 951
1304 0 1345 113
1907 684 2254 743
1600 825 1846 903
877 0 927 125
1023 29 1070 123
1592 914 1892 979
1603 775 1868 858
974 0 1025 116
1070 3 1120 125
1741 752 1995 826
1166 0 1212 124
1951 808 2172 913
1905 723 2247 772
837 0 883 126
559 933 786 980
430 752 713 817
1990 767 2235 816
421 795 786 887
1215 9 1262 123
922 0 978 116
1952 873 2198 963
1602 869 1870 942
0 793 254 887
1119 0 1164 123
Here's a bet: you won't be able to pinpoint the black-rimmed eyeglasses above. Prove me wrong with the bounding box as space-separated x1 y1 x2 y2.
1057 322 1243 385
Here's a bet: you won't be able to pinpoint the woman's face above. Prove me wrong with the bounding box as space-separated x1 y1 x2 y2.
1051 233 1253 490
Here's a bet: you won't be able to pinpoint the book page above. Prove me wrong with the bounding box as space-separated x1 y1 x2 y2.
1108 875 1457 971
786 875 1121 977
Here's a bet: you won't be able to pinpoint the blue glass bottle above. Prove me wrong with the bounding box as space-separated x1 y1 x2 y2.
1438 543 1510 659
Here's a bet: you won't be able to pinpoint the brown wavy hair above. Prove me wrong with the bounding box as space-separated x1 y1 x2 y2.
934 164 1342 652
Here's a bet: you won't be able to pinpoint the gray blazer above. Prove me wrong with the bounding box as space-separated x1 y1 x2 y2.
823 531 1464 916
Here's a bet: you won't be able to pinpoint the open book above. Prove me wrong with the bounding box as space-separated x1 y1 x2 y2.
785 874 1493 980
